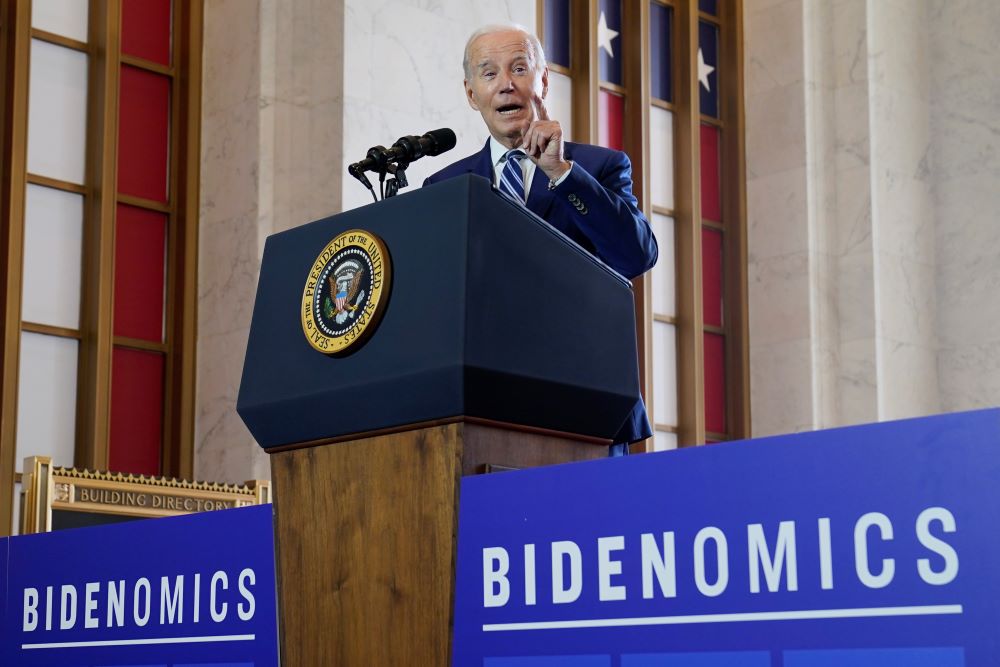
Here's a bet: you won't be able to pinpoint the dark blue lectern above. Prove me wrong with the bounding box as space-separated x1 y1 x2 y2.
237 175 644 664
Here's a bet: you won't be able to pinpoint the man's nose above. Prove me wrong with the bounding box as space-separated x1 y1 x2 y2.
497 72 514 92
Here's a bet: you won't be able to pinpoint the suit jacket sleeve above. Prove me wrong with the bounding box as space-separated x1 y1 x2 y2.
550 149 657 279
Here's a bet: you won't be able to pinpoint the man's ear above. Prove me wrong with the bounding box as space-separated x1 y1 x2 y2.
541 66 550 99
464 80 481 111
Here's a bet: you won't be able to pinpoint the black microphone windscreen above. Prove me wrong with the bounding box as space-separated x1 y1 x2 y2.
424 128 457 156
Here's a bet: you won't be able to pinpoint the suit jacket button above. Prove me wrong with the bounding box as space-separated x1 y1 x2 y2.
568 194 578 202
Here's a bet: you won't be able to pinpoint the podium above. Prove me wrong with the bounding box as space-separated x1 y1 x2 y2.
238 175 643 664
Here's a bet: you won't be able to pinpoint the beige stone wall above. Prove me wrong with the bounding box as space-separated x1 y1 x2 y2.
746 0 1000 436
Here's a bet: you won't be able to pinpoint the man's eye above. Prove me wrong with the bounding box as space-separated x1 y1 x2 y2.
483 71 495 79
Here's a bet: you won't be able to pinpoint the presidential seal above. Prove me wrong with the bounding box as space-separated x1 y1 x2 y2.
301 229 391 354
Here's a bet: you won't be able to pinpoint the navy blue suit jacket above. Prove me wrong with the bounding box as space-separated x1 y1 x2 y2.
424 140 656 444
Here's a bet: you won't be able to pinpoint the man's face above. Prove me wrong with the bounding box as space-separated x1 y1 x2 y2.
464 30 549 149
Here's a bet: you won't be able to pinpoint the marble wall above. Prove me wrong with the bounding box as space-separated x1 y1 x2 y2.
746 0 999 436
197 0 535 483
341 0 536 212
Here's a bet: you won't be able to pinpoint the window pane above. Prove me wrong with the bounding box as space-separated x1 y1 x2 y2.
109 347 164 476
650 2 672 102
699 21 719 118
118 65 171 202
653 430 678 452
701 123 721 221
702 227 723 327
16 332 78 469
598 0 623 85
22 184 84 329
543 0 571 68
598 90 624 151
650 107 674 209
547 71 574 142
32 0 88 42
699 0 718 15
114 204 167 342
27 39 88 184
704 332 726 434
652 321 678 426
122 0 172 66
651 213 675 317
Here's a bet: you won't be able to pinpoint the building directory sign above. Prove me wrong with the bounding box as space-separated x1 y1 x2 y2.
454 409 1000 666
1 504 279 667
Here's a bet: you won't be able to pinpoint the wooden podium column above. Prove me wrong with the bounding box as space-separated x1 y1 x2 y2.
270 420 604 665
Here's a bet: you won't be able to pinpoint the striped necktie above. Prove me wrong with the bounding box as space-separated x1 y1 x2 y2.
497 149 527 204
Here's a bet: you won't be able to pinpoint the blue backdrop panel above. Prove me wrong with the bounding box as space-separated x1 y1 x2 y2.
454 409 1000 665
1 505 278 667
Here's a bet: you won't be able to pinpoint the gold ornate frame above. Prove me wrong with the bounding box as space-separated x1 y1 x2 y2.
19 456 270 534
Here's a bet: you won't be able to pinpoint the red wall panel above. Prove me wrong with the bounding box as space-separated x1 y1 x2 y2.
118 65 170 202
109 347 164 476
114 204 166 342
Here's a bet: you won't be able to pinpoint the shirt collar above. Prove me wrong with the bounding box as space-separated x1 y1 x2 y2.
489 136 520 167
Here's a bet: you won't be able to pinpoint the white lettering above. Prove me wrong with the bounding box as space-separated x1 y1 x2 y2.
193 573 202 622
524 544 537 606
694 527 729 597
210 571 229 622
107 580 125 627
916 507 959 585
551 541 583 604
641 532 676 599
22 588 38 632
482 547 510 608
597 536 626 601
134 578 151 626
84 582 100 629
747 521 798 593
818 518 834 590
160 575 184 624
855 512 895 588
60 585 77 629
238 568 256 621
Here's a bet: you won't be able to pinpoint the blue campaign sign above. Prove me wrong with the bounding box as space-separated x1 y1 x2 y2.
1 504 279 667
454 409 1000 666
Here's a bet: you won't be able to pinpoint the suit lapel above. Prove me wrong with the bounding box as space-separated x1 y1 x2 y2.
469 139 493 179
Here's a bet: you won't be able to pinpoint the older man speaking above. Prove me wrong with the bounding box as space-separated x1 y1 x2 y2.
424 24 657 454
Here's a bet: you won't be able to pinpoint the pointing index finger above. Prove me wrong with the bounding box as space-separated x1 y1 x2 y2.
532 93 550 122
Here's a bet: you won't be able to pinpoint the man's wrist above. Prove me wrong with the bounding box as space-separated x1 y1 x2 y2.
545 161 573 189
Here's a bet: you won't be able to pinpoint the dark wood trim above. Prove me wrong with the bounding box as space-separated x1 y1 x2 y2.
674 0 706 447
22 321 82 339
598 80 627 95
117 192 171 213
570 0 599 144
704 323 725 336
653 313 678 325
29 28 88 53
700 114 724 128
651 97 676 111
120 53 173 77
112 336 168 353
27 172 88 194
703 218 724 230
164 0 201 480
0 0 31 535
77 0 121 471
622 0 652 453
548 62 570 76
265 415 612 454
698 10 722 26
653 423 679 433
720 0 750 439
651 203 676 217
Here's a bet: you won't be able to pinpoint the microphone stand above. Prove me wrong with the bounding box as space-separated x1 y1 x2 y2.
384 159 409 198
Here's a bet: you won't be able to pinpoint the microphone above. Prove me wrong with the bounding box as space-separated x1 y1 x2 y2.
348 128 457 177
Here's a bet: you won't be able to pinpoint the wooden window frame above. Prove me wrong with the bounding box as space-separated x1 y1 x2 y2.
540 0 748 450
0 0 203 535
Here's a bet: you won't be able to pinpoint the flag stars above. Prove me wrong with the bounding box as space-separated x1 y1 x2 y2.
697 48 714 91
597 11 619 58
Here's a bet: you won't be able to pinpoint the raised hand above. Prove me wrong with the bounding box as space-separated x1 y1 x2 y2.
521 94 571 181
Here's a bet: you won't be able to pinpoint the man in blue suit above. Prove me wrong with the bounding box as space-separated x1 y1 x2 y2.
424 24 658 455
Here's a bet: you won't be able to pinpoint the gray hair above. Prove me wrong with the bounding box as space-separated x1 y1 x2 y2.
462 24 547 80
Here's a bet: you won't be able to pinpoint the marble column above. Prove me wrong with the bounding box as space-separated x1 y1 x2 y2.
746 0 999 437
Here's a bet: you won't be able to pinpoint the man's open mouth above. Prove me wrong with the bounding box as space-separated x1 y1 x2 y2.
497 104 523 116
